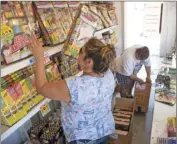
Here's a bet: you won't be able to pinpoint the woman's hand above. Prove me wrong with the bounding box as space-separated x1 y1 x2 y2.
28 34 44 59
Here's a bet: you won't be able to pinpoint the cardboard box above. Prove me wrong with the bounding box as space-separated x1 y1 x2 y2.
134 82 151 112
109 98 135 144
108 124 133 144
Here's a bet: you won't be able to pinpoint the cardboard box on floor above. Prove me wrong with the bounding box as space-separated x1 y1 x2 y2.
134 82 152 112
108 97 135 144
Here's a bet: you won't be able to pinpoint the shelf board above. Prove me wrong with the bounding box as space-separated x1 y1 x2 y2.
1 44 64 77
1 98 51 142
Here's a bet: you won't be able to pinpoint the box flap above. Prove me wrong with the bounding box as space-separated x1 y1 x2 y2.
115 130 128 135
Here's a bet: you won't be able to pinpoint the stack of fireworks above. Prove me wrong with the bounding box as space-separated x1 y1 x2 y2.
50 52 79 79
113 107 133 134
28 110 63 144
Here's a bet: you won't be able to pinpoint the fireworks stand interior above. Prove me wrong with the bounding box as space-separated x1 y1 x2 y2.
1 1 176 144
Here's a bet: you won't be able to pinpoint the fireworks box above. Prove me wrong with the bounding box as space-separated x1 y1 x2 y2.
108 98 135 144
167 117 176 137
28 120 48 139
134 82 152 112
40 127 63 144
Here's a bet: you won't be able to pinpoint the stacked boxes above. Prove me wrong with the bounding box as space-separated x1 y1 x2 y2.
28 120 48 140
50 52 79 79
109 98 135 144
113 107 132 134
1 62 62 126
40 127 62 144
28 112 63 144
45 63 62 82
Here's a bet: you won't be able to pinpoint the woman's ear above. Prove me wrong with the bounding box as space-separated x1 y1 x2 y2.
86 58 93 65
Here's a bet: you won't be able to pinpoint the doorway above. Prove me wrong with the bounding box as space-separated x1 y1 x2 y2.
124 2 162 56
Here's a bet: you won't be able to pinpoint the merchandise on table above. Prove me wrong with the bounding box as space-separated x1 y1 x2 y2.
53 2 73 36
168 68 176 74
155 68 176 106
156 74 171 89
1 2 34 65
167 117 176 137
34 2 66 45
155 94 176 106
68 2 81 20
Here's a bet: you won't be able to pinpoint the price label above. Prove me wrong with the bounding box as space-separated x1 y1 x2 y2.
43 53 50 64
40 102 50 117
29 52 51 65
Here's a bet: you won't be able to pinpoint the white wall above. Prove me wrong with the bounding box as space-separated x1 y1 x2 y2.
160 2 176 57
114 2 124 55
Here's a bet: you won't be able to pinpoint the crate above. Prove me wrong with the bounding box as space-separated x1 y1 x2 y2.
108 98 135 144
134 82 151 112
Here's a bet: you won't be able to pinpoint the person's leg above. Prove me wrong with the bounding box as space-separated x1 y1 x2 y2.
127 79 135 98
114 72 130 98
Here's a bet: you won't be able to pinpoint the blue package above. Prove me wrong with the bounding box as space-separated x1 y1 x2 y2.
13 26 22 34
168 139 176 144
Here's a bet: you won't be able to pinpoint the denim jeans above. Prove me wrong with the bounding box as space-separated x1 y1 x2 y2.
68 136 109 144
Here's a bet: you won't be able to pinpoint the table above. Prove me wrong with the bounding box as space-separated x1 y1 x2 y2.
150 99 176 144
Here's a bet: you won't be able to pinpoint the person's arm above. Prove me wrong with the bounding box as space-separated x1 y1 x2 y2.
144 56 151 83
122 55 145 84
130 74 145 84
28 35 70 102
145 66 151 83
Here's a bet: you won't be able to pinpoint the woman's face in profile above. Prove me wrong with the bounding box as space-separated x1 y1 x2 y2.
78 47 86 70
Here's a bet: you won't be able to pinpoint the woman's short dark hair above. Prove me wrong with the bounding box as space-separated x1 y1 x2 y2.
84 38 116 73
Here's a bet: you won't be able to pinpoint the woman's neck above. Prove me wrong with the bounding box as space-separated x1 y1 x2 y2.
83 71 104 77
